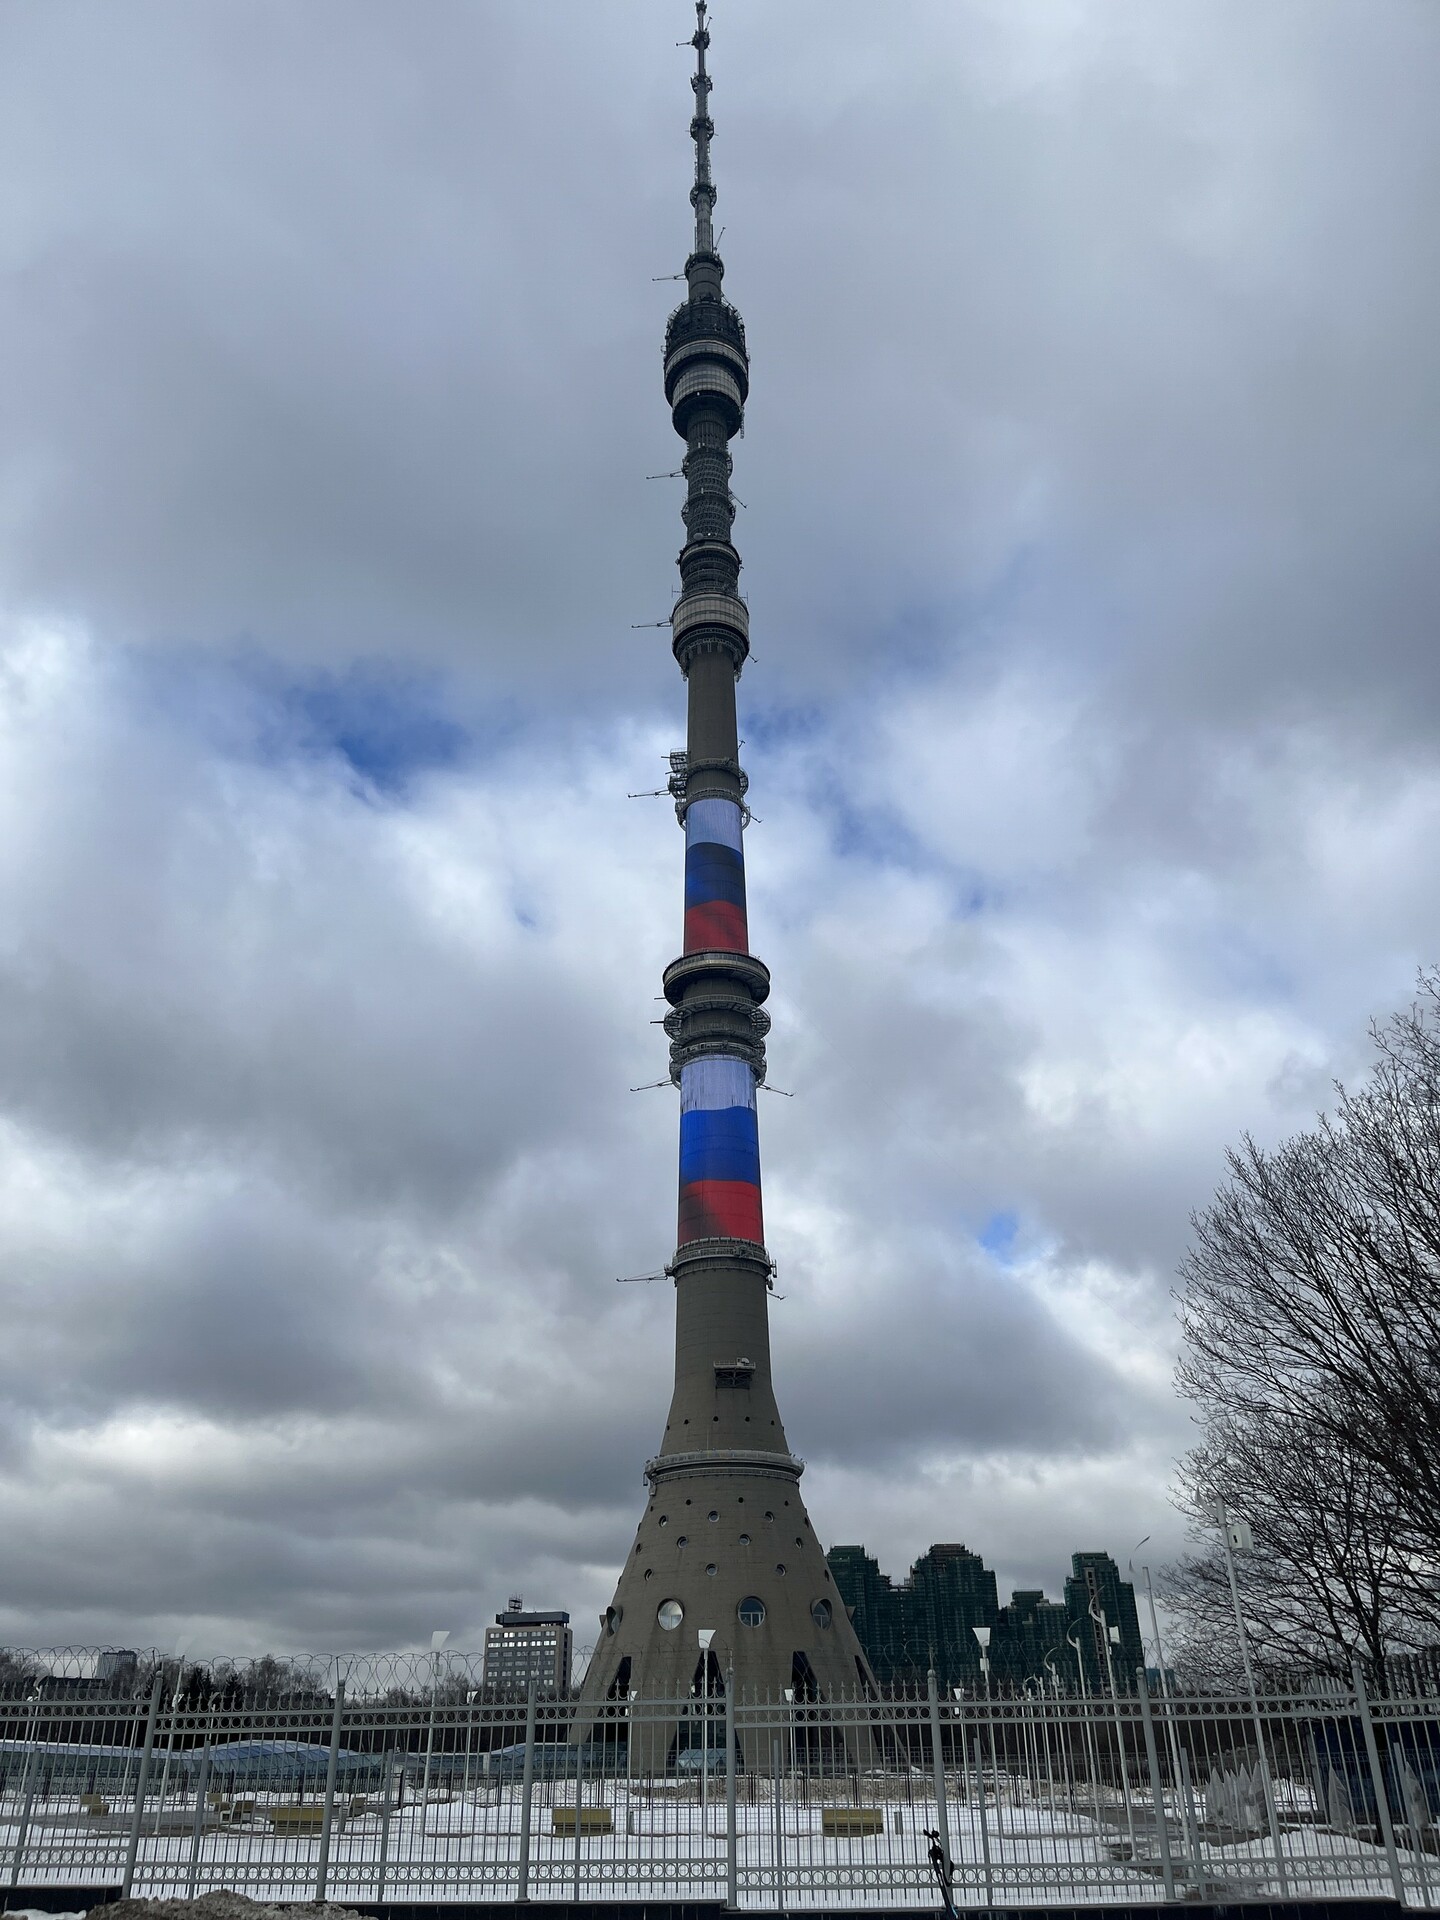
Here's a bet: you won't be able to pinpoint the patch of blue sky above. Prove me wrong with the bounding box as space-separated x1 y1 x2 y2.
979 1210 1020 1264
263 663 473 794
126 644 490 796
742 698 826 753
809 767 996 920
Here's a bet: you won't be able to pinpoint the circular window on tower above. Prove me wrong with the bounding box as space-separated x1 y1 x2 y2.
705 1563 717 1576
657 1599 684 1631
775 1563 787 1576
739 1532 751 1545
644 1569 653 1582
737 1596 766 1627
811 1598 833 1629
708 1510 719 1522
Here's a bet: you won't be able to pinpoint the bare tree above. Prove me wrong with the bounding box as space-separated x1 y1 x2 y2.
1165 1409 1419 1678
1170 975 1440 1668
0 1650 43 1699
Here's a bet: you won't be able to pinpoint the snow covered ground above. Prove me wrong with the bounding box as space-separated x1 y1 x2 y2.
5 1777 1432 1908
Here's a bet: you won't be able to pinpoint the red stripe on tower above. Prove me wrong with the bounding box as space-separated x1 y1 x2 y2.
677 1178 764 1245
684 900 748 953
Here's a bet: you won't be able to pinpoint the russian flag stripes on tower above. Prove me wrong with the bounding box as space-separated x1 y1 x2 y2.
677 1055 763 1246
684 796 747 954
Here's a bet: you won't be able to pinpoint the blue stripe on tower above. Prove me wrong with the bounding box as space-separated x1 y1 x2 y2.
685 842 746 910
679 1106 760 1186
677 1055 763 1246
684 797 748 954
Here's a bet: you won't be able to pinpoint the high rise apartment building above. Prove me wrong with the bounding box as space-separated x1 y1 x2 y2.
828 1545 1145 1693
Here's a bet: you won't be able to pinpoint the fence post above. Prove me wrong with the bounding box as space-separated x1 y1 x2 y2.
925 1669 953 1877
315 1676 346 1902
377 1749 394 1901
517 1677 538 1901
1177 1744 1204 1885
121 1673 164 1900
571 1724 583 1903
185 1748 211 1900
1353 1658 1407 1906
725 1663 737 1910
971 1736 994 1907
1136 1668 1176 1899
6 1763 36 1892
772 1735 785 1917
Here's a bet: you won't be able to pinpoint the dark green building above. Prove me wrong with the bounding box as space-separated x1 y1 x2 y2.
1063 1550 1145 1692
827 1544 1145 1695
826 1543 997 1691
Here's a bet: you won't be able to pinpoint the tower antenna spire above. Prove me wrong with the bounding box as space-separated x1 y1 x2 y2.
689 2 716 257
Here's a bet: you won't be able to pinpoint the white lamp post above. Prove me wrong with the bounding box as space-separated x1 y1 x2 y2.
1214 1505 1289 1891
972 1625 992 1698
698 1630 715 1839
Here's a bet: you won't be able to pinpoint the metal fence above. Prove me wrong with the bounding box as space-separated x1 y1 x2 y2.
3 1651 1440 1908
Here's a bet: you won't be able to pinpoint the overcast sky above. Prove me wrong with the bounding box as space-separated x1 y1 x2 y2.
1 0 1437 1662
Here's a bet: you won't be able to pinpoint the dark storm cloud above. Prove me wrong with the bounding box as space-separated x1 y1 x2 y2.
0 0 1437 1651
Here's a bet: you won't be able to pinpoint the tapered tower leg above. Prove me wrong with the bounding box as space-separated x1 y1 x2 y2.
577 5 876 1758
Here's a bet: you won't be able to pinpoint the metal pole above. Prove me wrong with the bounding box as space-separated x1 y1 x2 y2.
7 1766 36 1892
316 1675 346 1903
152 1664 185 1838
121 1673 164 1899
185 1749 211 1900
925 1669 953 1873
771 1735 785 1916
1136 1668 1176 1899
724 1664 737 1910
972 1737 994 1907
700 1653 710 1851
1070 1634 1104 1834
1217 1511 1289 1892
1096 1608 1140 1865
377 1750 394 1901
1177 1746 1204 1887
419 1652 439 1842
517 1677 538 1902
571 1716 582 1903
1352 1658 1407 1906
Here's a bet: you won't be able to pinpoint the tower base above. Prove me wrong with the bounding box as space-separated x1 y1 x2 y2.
575 1447 877 1769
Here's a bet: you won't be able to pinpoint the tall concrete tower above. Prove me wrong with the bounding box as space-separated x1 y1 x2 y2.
580 5 876 1720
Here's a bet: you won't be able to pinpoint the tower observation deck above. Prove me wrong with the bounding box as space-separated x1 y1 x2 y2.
578 5 877 1739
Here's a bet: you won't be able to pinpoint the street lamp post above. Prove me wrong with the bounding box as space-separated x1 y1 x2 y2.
1130 1540 1185 1819
1089 1601 1138 1863
1214 1506 1289 1892
972 1626 992 1701
152 1634 192 1837
1067 1630 1105 1834
1042 1652 1075 1819
697 1629 715 1847
971 1626 1000 1800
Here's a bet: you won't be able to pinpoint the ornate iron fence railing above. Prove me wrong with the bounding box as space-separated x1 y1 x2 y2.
2 1651 1437 1907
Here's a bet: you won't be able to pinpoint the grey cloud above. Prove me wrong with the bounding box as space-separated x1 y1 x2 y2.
0 0 1437 1651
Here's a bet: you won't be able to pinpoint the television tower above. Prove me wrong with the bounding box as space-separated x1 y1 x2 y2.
580 4 876 1717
